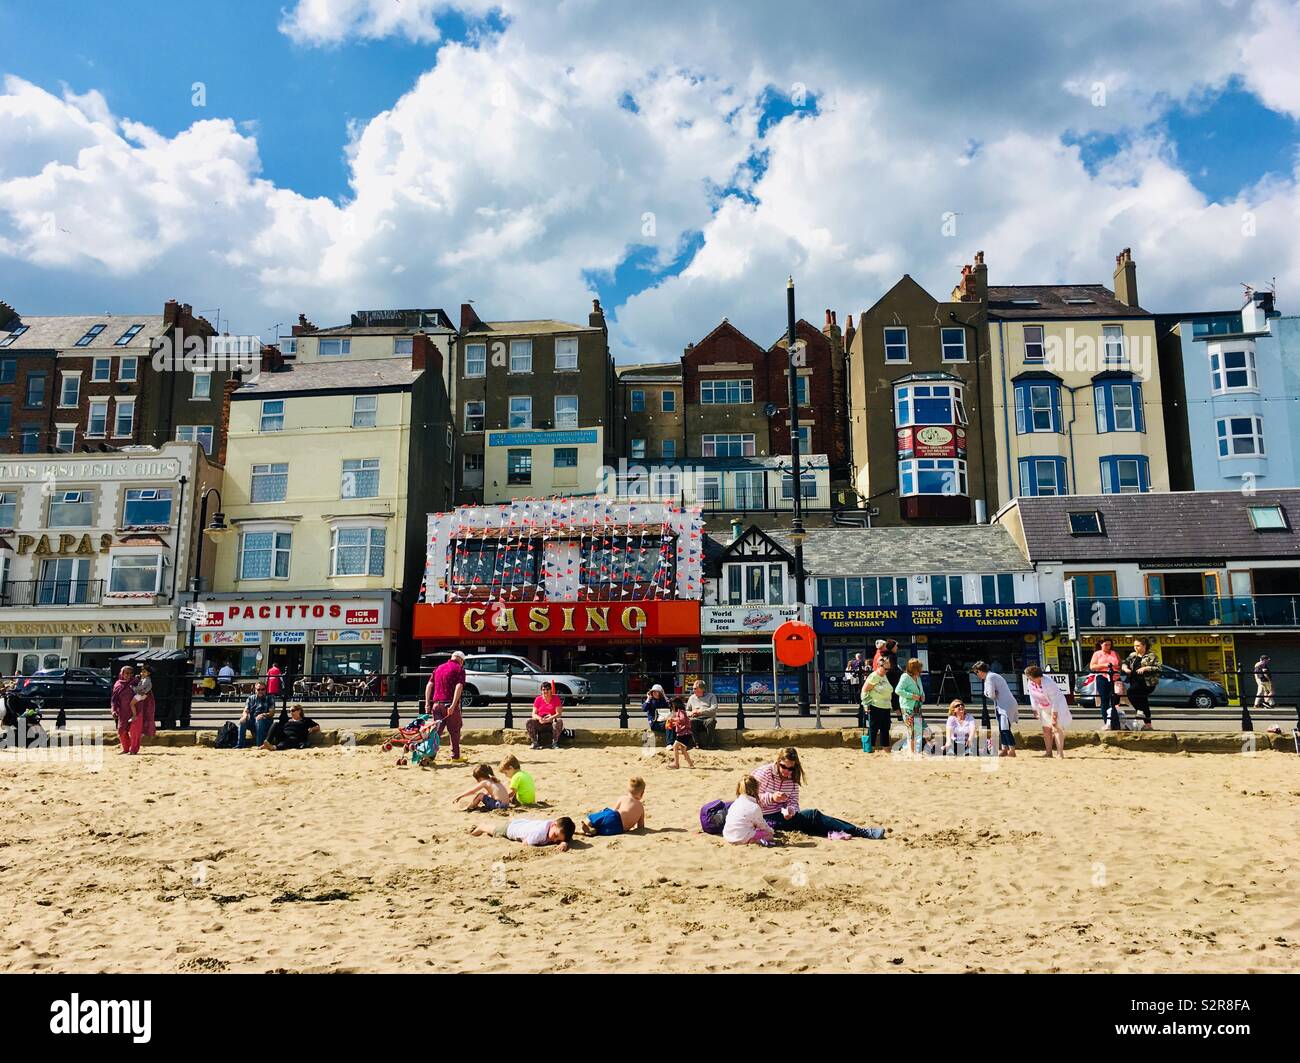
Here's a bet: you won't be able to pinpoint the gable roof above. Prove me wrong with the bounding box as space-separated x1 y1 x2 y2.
0 315 164 351
231 359 421 398
684 319 767 359
1003 491 1300 561
988 284 1148 319
769 524 1029 576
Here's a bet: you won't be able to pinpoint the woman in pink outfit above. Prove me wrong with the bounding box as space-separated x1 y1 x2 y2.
129 664 157 753
110 666 140 755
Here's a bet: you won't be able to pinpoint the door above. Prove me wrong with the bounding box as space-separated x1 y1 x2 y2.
1227 570 1254 625
268 645 304 681
1066 571 1118 631
38 558 92 604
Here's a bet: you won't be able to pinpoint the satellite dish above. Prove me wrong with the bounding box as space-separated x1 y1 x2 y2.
763 402 779 418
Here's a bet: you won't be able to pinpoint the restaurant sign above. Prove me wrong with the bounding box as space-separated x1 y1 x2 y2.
814 603 1045 635
197 599 388 631
896 425 967 459
414 600 700 642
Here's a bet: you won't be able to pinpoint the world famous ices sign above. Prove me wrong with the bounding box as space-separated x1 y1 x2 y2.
813 603 1045 635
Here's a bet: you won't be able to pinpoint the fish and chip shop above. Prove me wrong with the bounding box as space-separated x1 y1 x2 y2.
813 603 1047 702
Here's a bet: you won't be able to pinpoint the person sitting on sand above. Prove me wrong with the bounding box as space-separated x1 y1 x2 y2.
642 684 671 733
580 776 646 836
498 755 536 806
469 817 575 852
453 764 513 811
527 680 564 750
945 699 978 756
751 747 887 840
723 775 775 846
237 682 276 749
1025 665 1070 759
664 697 695 769
261 703 320 750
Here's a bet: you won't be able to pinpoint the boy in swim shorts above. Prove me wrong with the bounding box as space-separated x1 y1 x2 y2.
580 776 646 837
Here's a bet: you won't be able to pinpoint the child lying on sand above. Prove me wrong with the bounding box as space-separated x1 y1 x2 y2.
580 776 646 836
469 817 575 852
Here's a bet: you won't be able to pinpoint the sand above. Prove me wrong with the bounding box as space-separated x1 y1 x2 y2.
1 740 1296 973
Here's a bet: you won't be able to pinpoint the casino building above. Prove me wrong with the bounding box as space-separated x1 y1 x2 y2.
413 498 703 681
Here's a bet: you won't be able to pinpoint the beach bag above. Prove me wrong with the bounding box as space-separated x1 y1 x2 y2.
561 728 575 742
699 799 730 835
214 721 238 749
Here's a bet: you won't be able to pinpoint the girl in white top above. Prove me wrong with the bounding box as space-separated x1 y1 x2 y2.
723 775 775 845
1024 665 1071 759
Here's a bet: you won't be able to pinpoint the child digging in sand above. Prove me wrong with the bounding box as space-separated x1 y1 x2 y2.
498 755 536 806
722 775 775 845
580 776 646 836
453 764 512 811
469 817 575 852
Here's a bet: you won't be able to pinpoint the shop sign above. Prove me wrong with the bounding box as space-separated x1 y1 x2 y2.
0 619 174 637
1137 560 1225 570
896 425 967 459
701 605 799 635
271 631 308 645
0 457 181 483
414 600 700 642
198 599 387 631
487 429 599 447
1159 633 1233 647
813 603 1045 635
710 673 800 702
314 629 385 643
16 533 114 556
199 631 262 646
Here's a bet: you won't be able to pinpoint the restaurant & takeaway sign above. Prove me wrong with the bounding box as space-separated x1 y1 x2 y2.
814 603 1045 635
414 601 700 642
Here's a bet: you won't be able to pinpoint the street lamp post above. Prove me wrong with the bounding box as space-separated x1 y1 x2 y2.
786 277 811 716
184 488 233 724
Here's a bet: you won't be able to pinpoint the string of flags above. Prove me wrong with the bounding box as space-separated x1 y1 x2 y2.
424 497 704 603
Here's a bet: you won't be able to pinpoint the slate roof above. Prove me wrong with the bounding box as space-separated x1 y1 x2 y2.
0 315 165 351
988 284 1149 319
1005 491 1300 561
617 361 682 380
462 319 600 337
231 359 422 397
763 524 1030 576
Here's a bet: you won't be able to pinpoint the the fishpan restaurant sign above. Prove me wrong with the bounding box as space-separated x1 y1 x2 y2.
415 601 700 642
814 603 1045 635
701 605 799 635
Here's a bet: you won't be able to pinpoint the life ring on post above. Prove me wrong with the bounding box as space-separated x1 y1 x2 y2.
773 619 816 668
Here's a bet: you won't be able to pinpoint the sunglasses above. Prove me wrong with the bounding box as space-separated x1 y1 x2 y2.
778 762 796 772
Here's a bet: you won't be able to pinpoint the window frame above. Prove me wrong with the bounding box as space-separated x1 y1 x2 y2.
58 371 81 408
341 457 381 500
509 339 533 374
508 395 532 430
1017 456 1068 497
250 462 289 504
1209 348 1259 394
554 337 579 371
897 457 968 497
330 525 386 577
506 448 532 485
464 400 485 433
883 327 909 363
1023 325 1045 362
259 399 285 433
352 394 378 428
940 327 968 362
118 356 138 382
191 372 212 400
554 394 579 429
699 378 754 405
112 398 136 438
238 529 292 580
1099 455 1151 494
464 343 487 377
1216 416 1266 458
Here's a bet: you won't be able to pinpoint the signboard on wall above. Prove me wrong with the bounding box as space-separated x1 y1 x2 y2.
198 599 388 631
701 605 799 634
414 600 700 642
813 603 1045 636
896 425 967 459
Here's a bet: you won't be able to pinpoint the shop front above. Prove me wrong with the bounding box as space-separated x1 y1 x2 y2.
0 618 176 676
814 603 1046 703
413 600 701 692
699 604 801 702
195 594 393 678
1044 629 1240 705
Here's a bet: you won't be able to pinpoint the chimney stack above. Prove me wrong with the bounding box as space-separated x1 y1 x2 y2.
1113 247 1138 308
0 300 18 330
292 313 317 336
589 298 606 329
411 331 442 376
729 517 743 544
460 302 485 333
843 313 856 351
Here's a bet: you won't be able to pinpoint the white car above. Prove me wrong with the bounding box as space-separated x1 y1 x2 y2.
461 654 589 705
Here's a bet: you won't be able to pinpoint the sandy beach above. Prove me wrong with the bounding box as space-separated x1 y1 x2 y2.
2 740 1296 973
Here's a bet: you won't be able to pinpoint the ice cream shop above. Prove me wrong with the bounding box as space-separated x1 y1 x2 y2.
194 593 393 677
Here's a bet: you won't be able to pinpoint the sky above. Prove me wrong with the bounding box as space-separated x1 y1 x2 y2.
1 0 1299 359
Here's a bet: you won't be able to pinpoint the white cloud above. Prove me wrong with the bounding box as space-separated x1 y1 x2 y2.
0 1 1299 354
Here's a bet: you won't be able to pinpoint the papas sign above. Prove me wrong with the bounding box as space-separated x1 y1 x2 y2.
198 599 386 631
415 601 701 642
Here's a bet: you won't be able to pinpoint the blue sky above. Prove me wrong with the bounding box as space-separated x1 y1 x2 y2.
2 1 1299 358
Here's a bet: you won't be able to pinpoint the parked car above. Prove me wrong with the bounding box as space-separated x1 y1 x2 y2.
1074 665 1227 710
9 668 114 710
420 654 590 705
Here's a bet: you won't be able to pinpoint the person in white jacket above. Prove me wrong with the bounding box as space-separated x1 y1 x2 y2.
1024 665 1071 759
723 775 775 845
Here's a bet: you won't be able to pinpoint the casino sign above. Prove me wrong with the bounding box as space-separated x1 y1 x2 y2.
414 600 700 644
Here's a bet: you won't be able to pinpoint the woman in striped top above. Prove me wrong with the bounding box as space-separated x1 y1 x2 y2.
751 748 886 840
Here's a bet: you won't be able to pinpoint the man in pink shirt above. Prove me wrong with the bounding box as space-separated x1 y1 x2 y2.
425 651 467 759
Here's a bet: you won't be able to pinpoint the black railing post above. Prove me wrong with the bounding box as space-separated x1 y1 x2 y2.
736 669 745 730
618 670 629 729
388 667 400 729
59 669 69 727
979 685 990 730
504 667 514 729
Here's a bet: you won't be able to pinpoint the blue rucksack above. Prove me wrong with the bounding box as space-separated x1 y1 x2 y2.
699 799 730 835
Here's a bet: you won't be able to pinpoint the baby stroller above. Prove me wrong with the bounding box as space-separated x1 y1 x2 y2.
383 713 440 766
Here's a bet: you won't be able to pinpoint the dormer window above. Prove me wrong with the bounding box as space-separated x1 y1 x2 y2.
1247 505 1287 531
1068 511 1105 536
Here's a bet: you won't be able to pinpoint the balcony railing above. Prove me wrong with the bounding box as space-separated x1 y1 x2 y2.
0 579 105 607
1056 594 1300 631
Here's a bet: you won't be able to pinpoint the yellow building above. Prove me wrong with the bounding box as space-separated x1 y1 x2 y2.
203 341 450 677
984 249 1171 503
